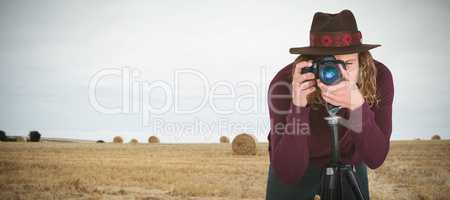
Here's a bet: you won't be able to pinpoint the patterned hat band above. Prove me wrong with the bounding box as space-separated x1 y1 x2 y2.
310 31 362 47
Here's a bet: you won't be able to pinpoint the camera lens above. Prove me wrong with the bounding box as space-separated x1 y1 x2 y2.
319 65 341 85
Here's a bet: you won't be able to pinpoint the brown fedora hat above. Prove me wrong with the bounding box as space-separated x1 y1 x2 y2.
289 9 380 55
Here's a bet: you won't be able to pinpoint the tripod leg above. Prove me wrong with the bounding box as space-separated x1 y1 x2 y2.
322 171 330 200
327 168 337 200
343 168 366 200
338 169 343 200
319 168 326 198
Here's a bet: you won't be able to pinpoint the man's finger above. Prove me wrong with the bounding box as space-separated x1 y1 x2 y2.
317 80 347 92
322 91 341 102
304 86 316 94
299 80 316 90
301 73 315 81
293 72 314 82
294 60 313 74
322 95 342 106
329 89 347 97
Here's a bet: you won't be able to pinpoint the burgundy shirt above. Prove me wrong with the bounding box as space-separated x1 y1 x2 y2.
267 59 394 185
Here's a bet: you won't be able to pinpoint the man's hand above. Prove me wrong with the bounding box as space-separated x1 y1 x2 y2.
292 60 317 107
317 65 364 110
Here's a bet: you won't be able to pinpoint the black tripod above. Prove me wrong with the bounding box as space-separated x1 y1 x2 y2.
315 106 366 200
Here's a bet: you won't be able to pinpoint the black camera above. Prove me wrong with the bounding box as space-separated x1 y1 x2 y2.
300 55 347 85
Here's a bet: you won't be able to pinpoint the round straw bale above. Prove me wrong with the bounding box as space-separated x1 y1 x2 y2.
129 138 139 144
113 136 123 144
232 133 257 155
220 136 230 143
148 136 160 144
431 134 441 140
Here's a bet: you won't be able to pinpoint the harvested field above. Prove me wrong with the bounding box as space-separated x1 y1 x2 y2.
0 140 449 200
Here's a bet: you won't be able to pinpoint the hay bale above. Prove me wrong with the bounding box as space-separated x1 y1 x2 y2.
0 130 6 141
29 130 41 142
96 140 105 143
220 136 230 143
232 133 257 155
0 131 17 142
16 136 26 142
113 136 123 144
129 138 139 144
431 134 441 140
148 136 160 144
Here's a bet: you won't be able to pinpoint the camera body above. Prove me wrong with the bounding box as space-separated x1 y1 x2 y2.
300 55 347 85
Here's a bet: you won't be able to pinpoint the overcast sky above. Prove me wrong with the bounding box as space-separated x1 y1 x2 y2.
0 0 449 142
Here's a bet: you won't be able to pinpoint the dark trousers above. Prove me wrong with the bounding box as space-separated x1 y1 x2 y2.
266 163 370 200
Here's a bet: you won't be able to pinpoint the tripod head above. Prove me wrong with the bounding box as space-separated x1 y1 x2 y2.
325 102 342 118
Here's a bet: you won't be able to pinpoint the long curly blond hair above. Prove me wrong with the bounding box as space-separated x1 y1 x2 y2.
291 51 380 110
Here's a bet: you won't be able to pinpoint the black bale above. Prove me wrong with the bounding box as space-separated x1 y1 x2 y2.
0 130 15 142
0 130 6 141
29 131 41 142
